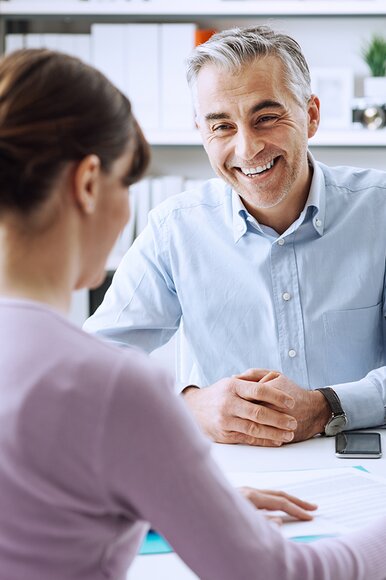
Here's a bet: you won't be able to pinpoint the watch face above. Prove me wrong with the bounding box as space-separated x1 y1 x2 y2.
325 415 347 436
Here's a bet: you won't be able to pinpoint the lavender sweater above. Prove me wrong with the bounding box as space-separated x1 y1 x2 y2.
0 299 385 580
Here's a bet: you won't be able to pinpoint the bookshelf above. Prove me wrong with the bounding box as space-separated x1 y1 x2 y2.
1 1 386 17
1 1 385 149
146 128 386 147
1 0 386 325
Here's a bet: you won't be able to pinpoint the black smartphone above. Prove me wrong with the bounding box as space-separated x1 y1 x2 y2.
335 431 382 459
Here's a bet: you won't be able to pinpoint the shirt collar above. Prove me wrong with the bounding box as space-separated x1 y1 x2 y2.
305 152 326 237
232 151 326 243
232 193 249 242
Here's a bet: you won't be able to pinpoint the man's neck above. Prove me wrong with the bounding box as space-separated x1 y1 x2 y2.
243 165 314 235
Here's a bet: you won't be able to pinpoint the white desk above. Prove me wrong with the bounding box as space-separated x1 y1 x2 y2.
127 431 386 580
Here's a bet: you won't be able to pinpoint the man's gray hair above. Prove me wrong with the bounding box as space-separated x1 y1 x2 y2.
186 26 312 107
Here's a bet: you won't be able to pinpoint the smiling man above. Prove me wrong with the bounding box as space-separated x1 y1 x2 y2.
194 55 318 235
85 26 386 446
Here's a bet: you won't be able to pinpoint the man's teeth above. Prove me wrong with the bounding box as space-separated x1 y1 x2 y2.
241 159 275 176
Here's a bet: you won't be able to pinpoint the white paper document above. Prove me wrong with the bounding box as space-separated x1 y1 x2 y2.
226 468 386 539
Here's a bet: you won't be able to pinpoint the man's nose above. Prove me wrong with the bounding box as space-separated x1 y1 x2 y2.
234 127 264 161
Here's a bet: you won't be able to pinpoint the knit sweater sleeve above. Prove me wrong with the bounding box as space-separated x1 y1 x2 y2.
101 353 386 580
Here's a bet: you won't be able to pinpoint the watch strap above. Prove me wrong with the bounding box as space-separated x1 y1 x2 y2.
316 387 347 436
316 387 344 416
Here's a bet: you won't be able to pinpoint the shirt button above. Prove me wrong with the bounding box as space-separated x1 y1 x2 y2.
277 239 285 246
288 349 297 358
315 218 322 227
282 292 291 301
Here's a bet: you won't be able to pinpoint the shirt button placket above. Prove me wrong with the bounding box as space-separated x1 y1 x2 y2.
271 235 308 385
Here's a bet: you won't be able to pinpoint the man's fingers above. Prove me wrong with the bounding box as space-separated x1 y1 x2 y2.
235 380 295 410
239 488 317 521
235 368 272 381
235 369 280 384
259 371 281 384
184 374 302 446
230 417 295 444
234 399 297 432
224 431 284 447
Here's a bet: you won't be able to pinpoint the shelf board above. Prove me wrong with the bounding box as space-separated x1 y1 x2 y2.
146 128 386 147
2 1 386 18
147 130 202 146
311 129 386 146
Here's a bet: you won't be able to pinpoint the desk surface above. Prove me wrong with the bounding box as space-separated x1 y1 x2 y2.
126 430 386 580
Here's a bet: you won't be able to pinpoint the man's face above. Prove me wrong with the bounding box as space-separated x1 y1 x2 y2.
195 56 320 219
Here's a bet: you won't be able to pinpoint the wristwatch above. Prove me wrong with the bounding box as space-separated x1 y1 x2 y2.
315 387 347 436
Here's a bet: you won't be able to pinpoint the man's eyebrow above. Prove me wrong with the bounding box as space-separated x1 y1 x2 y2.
204 100 284 122
250 100 284 114
204 112 231 122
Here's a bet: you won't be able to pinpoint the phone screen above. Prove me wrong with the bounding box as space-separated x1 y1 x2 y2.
335 432 382 457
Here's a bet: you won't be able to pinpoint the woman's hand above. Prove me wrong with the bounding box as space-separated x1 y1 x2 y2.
238 487 317 522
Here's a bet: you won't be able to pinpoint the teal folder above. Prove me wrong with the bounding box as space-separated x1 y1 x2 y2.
139 530 172 555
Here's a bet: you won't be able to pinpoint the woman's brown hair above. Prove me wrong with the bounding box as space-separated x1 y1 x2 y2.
0 48 150 212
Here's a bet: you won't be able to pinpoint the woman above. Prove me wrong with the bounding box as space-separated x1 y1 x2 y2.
0 49 385 580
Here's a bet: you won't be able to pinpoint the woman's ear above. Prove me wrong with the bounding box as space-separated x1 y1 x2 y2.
73 155 101 214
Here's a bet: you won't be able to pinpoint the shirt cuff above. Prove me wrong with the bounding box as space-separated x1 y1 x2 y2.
332 377 386 430
179 384 201 395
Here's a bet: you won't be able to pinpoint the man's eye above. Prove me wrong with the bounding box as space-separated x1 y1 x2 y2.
257 115 278 124
212 124 232 132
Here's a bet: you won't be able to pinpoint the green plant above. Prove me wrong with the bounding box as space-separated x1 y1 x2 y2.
362 34 386 77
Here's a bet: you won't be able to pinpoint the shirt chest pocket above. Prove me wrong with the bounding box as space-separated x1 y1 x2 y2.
323 301 384 385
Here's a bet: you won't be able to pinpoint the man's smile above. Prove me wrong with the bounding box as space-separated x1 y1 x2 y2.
238 157 276 177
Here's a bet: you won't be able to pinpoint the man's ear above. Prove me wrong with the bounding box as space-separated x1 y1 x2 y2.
307 94 320 138
73 154 101 215
194 109 201 130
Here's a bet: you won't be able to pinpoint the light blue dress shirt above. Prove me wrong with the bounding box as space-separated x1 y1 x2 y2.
84 154 386 430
